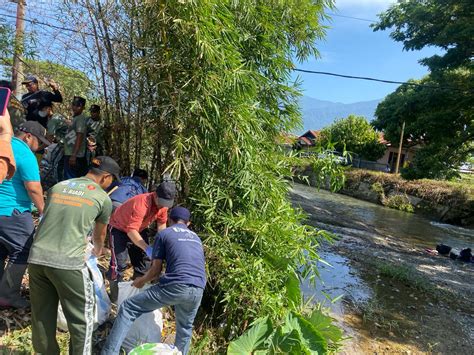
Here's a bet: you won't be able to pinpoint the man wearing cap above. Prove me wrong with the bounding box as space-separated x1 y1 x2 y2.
21 75 62 125
86 104 104 158
0 121 50 308
107 181 176 302
63 96 88 179
28 156 120 354
102 207 206 355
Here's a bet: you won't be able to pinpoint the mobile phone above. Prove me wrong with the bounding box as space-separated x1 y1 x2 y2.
0 87 11 116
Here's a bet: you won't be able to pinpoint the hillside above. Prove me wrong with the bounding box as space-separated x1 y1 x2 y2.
299 96 382 133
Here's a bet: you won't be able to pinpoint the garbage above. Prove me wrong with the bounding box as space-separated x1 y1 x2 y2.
128 343 182 355
117 281 163 353
436 244 452 255
57 245 111 331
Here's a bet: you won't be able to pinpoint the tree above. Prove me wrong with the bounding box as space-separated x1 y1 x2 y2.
372 0 474 179
320 115 385 161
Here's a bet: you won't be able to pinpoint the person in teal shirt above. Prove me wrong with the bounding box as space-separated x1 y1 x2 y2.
0 121 50 308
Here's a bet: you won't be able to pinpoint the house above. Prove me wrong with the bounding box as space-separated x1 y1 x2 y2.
376 133 421 173
276 132 298 153
296 130 320 149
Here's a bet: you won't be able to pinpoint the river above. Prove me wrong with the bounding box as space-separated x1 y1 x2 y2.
291 183 474 354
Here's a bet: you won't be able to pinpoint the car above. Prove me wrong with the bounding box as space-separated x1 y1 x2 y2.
317 150 348 165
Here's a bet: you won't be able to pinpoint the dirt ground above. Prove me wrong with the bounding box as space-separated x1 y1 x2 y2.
293 191 474 355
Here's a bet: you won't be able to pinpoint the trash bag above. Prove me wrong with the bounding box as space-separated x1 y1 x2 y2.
459 248 472 262
57 245 112 331
128 343 181 355
117 281 164 353
436 244 452 255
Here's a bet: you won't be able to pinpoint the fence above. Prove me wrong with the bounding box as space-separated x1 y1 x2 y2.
351 158 390 173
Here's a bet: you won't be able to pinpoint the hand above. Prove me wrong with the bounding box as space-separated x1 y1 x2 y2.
49 79 59 91
92 245 103 257
69 155 76 166
145 245 153 259
132 277 146 289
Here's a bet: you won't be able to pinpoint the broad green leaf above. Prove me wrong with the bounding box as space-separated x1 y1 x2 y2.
308 309 344 343
285 270 301 308
227 317 273 355
281 312 327 354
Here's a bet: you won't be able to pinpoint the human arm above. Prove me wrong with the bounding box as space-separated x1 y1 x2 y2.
132 259 163 288
45 81 63 103
24 181 44 214
69 132 84 166
127 229 149 252
0 110 15 183
92 221 108 256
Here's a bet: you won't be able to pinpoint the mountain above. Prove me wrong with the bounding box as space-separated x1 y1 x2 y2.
298 96 383 133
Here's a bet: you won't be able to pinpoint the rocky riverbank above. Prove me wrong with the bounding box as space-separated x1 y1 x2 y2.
297 166 474 227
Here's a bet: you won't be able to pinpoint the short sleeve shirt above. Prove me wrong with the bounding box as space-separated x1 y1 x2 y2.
152 224 206 289
28 177 113 270
64 113 87 157
109 193 168 233
47 114 68 143
0 137 40 216
86 117 104 147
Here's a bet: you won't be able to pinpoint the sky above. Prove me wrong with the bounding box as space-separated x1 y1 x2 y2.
295 0 440 104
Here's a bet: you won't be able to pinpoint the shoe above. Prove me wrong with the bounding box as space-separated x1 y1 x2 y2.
0 263 30 308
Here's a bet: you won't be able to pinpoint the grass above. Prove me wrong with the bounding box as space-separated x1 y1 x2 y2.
0 327 70 354
346 169 474 204
372 261 433 293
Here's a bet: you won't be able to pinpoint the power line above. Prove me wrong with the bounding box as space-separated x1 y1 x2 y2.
293 68 473 93
327 12 378 24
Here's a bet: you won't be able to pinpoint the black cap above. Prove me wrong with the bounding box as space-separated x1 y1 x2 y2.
72 96 86 107
155 181 176 208
133 168 148 180
170 206 191 223
90 156 121 182
21 75 38 85
18 121 51 146
38 99 53 110
90 104 100 112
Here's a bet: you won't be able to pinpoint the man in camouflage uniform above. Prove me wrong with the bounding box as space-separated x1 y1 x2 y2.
86 104 104 161
63 96 88 179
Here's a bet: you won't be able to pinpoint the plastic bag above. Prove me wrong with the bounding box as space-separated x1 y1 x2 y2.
128 343 181 355
57 246 112 330
117 281 164 353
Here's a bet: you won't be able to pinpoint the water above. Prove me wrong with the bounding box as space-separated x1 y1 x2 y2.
292 183 473 250
291 183 474 352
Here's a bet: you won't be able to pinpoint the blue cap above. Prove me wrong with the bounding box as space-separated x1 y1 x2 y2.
169 206 191 222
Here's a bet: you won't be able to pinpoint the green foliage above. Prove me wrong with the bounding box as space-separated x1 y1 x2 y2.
120 0 338 340
372 0 474 72
320 115 385 161
373 0 473 179
308 142 348 192
227 309 343 354
23 60 93 117
383 194 414 213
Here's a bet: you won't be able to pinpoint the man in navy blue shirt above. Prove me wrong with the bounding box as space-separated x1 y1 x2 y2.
102 207 206 355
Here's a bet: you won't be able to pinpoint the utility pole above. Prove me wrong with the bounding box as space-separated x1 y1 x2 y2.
394 120 405 174
11 0 26 96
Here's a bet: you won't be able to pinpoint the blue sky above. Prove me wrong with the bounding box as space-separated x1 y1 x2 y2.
295 0 440 103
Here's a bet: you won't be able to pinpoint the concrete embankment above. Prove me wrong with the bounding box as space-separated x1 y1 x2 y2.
297 166 474 227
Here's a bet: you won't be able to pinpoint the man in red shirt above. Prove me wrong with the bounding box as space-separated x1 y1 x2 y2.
107 181 176 302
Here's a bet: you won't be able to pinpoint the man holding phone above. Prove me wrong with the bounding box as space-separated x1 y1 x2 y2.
0 121 50 308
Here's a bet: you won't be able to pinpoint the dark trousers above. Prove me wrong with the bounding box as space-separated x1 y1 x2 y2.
29 264 95 355
63 156 88 180
108 227 150 281
0 210 35 266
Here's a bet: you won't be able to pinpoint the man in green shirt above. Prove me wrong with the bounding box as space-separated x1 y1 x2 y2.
28 156 121 355
86 104 105 158
63 96 88 179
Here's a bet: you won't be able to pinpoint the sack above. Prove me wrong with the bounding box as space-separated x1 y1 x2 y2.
129 343 181 355
57 246 112 331
117 281 164 353
436 244 452 255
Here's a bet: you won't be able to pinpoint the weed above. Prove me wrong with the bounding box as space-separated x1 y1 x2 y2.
383 194 414 213
373 261 433 292
0 327 69 354
359 298 400 332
